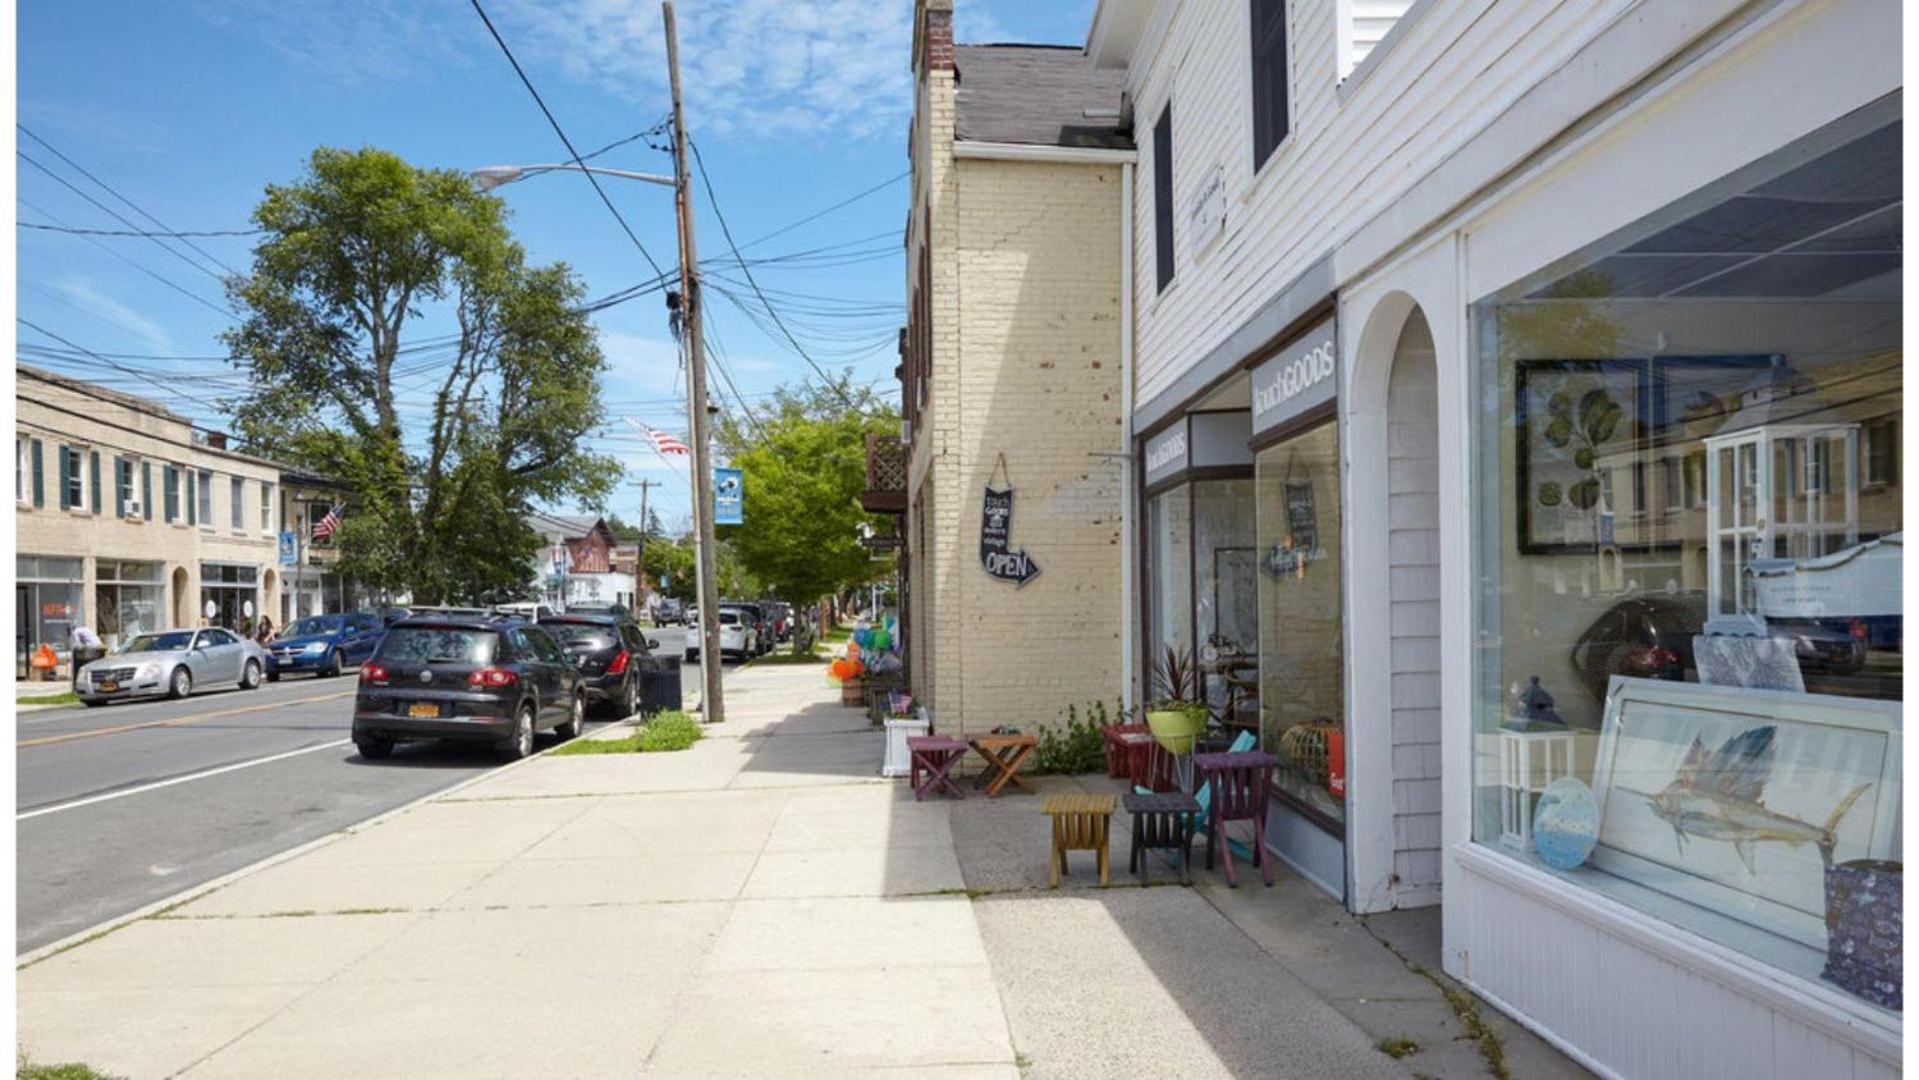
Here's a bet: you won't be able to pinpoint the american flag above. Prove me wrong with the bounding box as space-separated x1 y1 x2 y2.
644 426 690 456
312 502 344 542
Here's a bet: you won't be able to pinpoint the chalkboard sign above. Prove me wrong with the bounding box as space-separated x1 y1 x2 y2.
979 485 1040 586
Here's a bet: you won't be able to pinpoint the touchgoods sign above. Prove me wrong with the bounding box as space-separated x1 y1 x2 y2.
1142 422 1189 486
1250 316 1338 439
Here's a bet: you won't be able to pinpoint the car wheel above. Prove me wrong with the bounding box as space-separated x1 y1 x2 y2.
498 703 536 761
324 650 343 678
356 736 393 760
559 693 586 740
622 677 639 718
241 658 263 690
82 699 104 708
167 666 192 700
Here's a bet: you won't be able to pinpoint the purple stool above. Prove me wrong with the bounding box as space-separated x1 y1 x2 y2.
907 735 967 800
1192 750 1278 887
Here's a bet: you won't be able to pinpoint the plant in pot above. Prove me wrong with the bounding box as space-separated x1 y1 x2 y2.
1145 646 1208 756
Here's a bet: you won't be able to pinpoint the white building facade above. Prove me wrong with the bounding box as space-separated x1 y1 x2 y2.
1092 0 1901 1075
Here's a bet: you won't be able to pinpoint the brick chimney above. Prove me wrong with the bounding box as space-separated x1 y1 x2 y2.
913 0 954 78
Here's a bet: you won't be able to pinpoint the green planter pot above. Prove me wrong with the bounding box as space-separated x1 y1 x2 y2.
1145 709 1206 757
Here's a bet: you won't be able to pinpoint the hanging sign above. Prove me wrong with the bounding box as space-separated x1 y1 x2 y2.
714 467 744 526
979 485 1040 586
278 530 298 566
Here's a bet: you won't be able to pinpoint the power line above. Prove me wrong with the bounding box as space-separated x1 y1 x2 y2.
687 137 860 412
19 124 244 278
19 220 262 238
18 196 234 318
466 0 670 285
18 318 232 416
735 170 908 253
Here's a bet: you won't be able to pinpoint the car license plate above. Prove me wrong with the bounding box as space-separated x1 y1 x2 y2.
98 680 118 692
407 702 441 718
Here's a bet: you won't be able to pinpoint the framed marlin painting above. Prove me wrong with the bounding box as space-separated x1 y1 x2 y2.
1590 677 1901 951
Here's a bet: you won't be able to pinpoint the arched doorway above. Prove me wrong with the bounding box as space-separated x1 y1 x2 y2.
1346 296 1444 912
170 566 190 628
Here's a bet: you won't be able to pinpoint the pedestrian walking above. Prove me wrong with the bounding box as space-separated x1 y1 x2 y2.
255 616 276 644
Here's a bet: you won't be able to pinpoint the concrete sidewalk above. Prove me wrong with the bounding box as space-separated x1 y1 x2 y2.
17 663 1574 1078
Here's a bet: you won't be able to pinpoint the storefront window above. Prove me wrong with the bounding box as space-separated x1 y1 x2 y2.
199 562 260 632
96 560 162 650
1146 485 1193 681
1471 109 1901 1009
1257 420 1345 825
17 555 85 674
1193 478 1258 712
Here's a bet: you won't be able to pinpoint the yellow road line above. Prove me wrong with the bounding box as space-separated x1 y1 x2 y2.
17 692 355 749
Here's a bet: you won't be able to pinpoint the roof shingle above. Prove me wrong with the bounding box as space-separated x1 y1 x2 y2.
953 45 1131 151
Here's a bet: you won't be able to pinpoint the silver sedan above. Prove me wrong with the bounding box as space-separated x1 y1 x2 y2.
76 627 270 706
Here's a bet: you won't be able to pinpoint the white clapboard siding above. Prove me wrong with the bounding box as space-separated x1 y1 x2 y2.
1127 0 1635 406
1386 310 1440 905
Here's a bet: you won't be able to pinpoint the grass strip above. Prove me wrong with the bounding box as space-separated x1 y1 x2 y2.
551 710 702 755
17 691 79 706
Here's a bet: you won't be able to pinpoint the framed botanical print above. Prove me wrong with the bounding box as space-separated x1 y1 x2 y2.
1515 359 1649 554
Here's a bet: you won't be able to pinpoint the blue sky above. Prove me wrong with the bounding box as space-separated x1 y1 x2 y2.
15 0 1094 530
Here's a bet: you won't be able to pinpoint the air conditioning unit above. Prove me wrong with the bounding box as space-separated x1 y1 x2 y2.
126 500 142 518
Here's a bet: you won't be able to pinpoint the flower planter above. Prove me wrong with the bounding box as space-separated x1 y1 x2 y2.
1145 709 1206 757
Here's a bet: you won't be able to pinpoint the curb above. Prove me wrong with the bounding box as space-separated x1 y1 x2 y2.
16 728 579 968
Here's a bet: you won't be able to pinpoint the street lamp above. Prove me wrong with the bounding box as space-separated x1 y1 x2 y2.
470 69 727 724
470 163 676 192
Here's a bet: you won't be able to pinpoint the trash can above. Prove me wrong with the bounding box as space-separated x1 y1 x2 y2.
71 644 107 689
643 654 683 715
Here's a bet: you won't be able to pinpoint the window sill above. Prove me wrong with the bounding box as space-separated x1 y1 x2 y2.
1454 842 1900 1058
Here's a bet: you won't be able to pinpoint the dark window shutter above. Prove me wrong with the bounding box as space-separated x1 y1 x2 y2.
1250 0 1289 169
57 445 71 510
143 461 153 520
165 467 178 522
1153 104 1175 293
186 469 196 526
90 451 102 514
31 439 44 507
114 457 126 518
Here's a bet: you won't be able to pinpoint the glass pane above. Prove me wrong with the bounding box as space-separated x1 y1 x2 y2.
1471 113 1902 1011
1256 421 1345 824
1193 478 1258 712
1145 485 1194 690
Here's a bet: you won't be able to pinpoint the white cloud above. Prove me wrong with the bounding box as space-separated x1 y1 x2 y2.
599 330 687 400
58 277 175 353
189 0 473 90
495 0 919 141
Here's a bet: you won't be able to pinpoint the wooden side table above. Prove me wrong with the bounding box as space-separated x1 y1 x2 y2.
1041 793 1116 887
906 735 967 801
968 733 1038 797
1123 790 1200 886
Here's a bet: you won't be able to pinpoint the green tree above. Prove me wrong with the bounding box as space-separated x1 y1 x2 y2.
224 148 616 601
715 377 896 605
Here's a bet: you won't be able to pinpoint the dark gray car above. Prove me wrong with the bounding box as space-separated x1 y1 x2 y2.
352 616 586 761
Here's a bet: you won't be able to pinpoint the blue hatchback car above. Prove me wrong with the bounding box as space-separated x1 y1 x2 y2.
266 611 387 680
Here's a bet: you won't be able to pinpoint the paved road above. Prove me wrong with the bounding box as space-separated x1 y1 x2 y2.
16 650 714 953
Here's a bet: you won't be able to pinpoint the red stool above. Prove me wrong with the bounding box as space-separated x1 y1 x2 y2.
1101 723 1150 778
906 735 967 800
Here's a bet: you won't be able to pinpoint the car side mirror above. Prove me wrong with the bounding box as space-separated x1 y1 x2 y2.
645 637 661 651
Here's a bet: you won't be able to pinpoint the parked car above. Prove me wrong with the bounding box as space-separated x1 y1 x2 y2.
266 611 386 680
654 598 685 625
1567 594 1705 706
76 627 269 706
684 607 757 662
378 607 413 626
726 601 774 656
538 612 662 718
351 614 586 761
564 601 630 618
490 602 557 623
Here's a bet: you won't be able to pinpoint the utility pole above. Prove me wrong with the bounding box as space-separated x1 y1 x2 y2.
635 478 660 612
663 0 724 724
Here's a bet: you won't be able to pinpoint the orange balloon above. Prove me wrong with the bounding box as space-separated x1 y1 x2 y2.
846 641 860 657
848 657 864 678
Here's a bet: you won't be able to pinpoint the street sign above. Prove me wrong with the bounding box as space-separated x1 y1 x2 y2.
859 532 902 552
278 530 298 566
979 485 1040 586
714 467 743 526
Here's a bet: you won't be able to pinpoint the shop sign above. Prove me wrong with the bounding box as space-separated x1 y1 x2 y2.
713 467 744 526
1143 422 1189 487
979 485 1040 586
40 602 71 619
1187 163 1227 257
1250 316 1338 440
278 530 299 566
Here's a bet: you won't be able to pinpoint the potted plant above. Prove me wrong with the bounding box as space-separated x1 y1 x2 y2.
1144 646 1208 755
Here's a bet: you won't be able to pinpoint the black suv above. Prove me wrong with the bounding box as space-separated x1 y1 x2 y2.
538 612 660 718
352 615 586 761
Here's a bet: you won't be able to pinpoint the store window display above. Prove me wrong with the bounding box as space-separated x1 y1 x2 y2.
1471 107 1902 1009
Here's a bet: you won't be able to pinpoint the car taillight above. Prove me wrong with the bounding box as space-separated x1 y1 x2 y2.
1850 618 1867 641
467 667 517 688
360 663 388 684
606 650 630 676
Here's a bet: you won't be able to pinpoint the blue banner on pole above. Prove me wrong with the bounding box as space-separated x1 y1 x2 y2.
714 467 744 526
277 530 298 566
